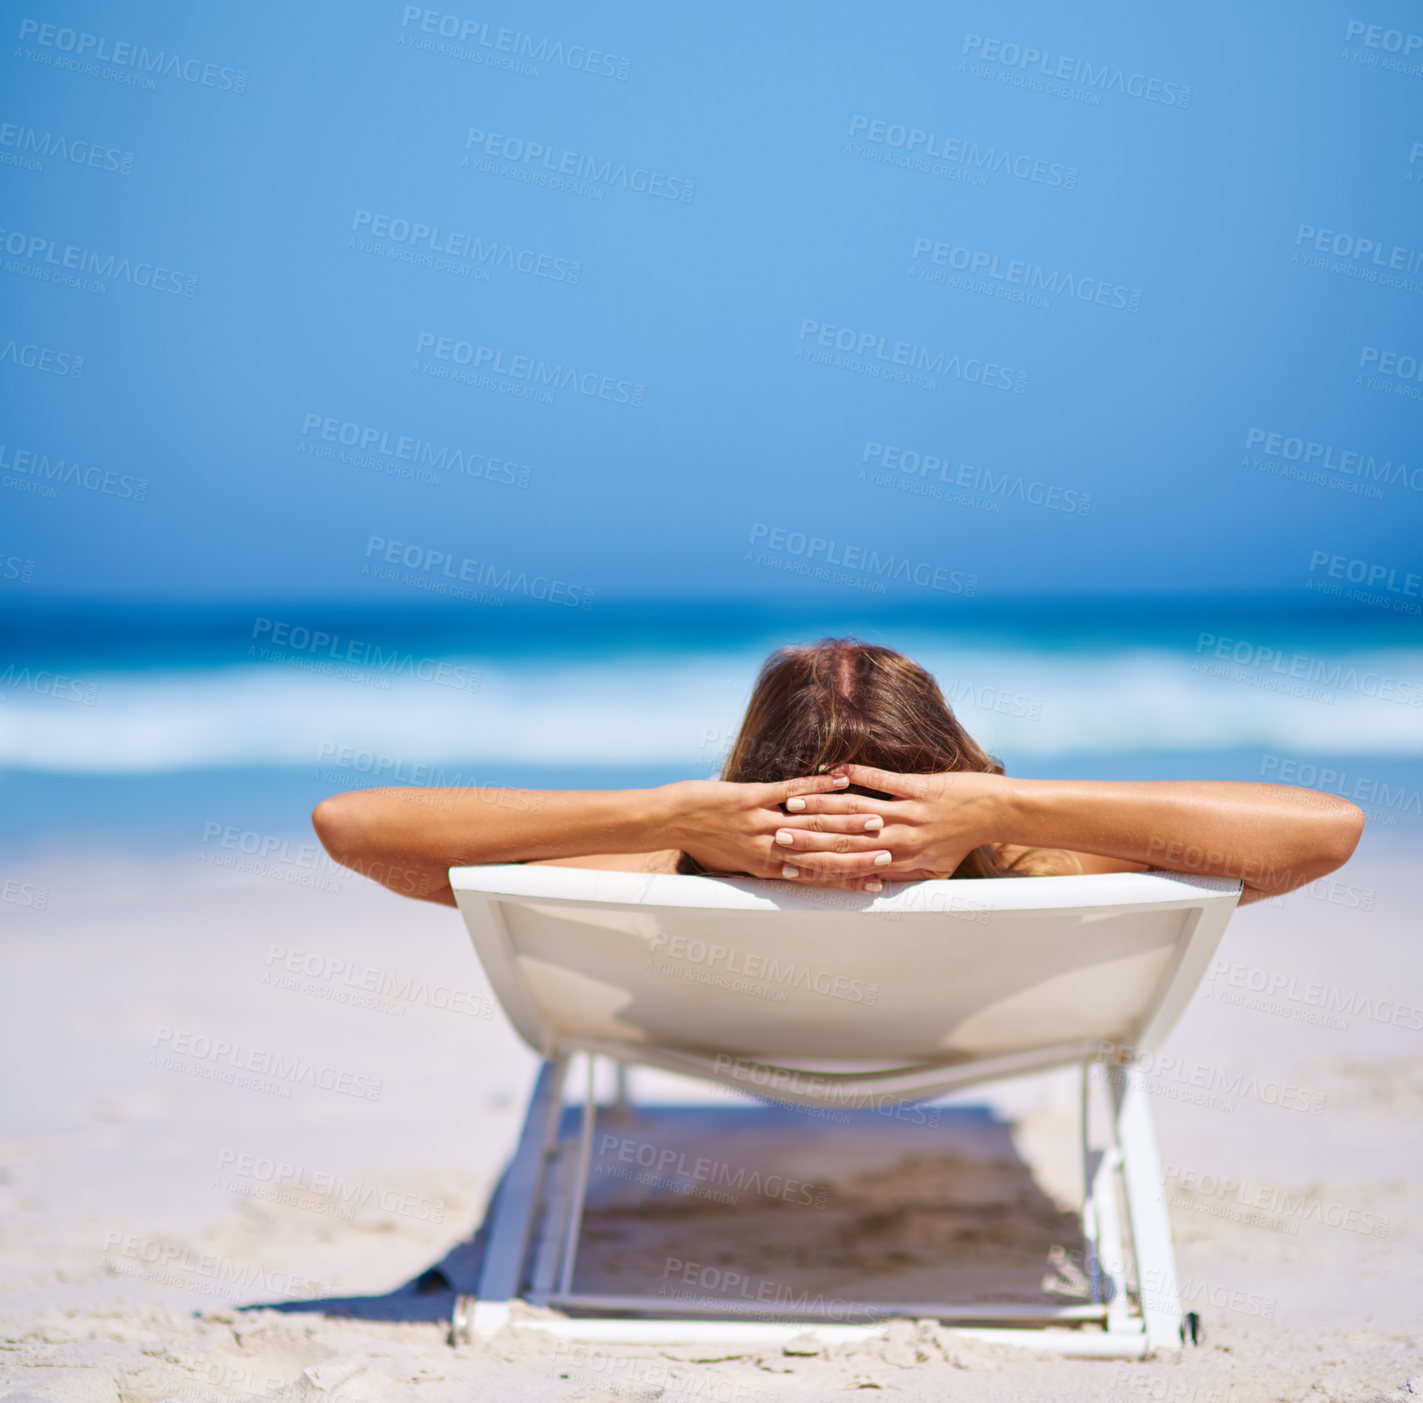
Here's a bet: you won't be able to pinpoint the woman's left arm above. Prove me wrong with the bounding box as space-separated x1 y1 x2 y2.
778 767 1366 904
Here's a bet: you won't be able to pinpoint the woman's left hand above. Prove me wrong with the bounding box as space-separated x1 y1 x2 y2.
771 763 1009 882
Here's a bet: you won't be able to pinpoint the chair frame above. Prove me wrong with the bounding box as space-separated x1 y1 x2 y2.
448 867 1242 1358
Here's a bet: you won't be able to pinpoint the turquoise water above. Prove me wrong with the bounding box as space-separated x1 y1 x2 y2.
2 601 1419 856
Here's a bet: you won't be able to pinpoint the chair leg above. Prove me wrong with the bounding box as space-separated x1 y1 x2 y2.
1079 1066 1102 1305
1083 1063 1132 1332
527 1123 581 1307
1109 1063 1183 1352
557 1055 599 1296
472 1054 570 1328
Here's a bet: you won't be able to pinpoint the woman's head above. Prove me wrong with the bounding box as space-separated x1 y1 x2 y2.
719 638 1002 790
679 637 1017 878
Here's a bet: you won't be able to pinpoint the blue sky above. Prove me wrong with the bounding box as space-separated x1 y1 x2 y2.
4 0 1421 606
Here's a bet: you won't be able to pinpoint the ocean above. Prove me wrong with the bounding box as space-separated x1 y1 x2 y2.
1 599 1419 860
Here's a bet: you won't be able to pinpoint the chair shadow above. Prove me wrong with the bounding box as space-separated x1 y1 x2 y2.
239 1101 1094 1323
233 1208 496 1324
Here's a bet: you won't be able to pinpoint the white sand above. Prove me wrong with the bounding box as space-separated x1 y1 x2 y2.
2 850 1420 1400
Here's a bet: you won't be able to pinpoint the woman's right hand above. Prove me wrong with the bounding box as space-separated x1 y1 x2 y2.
661 775 896 890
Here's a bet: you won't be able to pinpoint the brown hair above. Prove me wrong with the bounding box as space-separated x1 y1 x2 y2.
678 638 1074 879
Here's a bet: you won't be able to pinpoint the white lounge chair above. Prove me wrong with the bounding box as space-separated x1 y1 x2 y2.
447 864 1241 1358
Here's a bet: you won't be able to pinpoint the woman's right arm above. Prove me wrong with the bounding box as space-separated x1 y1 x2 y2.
312 785 677 905
311 775 894 906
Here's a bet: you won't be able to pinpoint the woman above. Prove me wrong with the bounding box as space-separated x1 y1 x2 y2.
311 638 1365 907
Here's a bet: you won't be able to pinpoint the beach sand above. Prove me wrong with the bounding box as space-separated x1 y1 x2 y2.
2 847 1419 1401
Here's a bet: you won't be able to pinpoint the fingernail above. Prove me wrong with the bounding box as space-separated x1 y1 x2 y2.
833 776 849 787
874 852 892 867
781 864 799 879
864 817 883 831
775 829 794 845
865 879 883 894
785 797 806 811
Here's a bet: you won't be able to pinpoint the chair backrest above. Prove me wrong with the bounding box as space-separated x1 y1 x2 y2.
449 866 1241 1095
